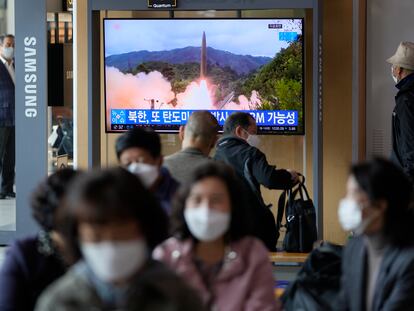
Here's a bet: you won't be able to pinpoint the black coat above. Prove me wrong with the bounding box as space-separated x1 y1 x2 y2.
214 136 293 251
391 74 414 183
0 61 15 127
336 236 414 311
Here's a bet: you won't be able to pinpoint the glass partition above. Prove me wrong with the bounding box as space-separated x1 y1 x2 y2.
47 12 74 173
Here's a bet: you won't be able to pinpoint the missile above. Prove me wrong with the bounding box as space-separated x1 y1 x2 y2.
200 31 207 78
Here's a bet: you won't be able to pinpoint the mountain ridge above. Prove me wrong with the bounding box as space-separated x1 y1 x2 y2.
105 46 272 75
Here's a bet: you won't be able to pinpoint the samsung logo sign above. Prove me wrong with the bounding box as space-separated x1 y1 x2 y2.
24 36 37 118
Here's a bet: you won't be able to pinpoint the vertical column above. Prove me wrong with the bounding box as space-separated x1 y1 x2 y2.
6 0 15 34
313 0 323 239
88 10 101 167
73 0 89 168
14 0 47 237
352 0 367 162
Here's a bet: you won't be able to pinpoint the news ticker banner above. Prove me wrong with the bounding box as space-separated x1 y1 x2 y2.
110 109 298 127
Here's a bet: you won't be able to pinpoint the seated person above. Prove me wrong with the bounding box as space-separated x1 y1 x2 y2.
164 111 219 185
336 158 414 311
0 169 81 311
35 168 206 311
214 112 299 251
154 162 280 311
116 128 179 213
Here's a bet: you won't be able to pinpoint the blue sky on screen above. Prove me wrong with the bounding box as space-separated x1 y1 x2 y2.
104 19 302 58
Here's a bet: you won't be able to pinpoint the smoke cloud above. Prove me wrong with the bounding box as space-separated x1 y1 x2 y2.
106 66 175 110
105 66 261 114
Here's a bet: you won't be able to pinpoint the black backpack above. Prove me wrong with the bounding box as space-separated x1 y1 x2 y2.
277 176 318 252
281 242 343 311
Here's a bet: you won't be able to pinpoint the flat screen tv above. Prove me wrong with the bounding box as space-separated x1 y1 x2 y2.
104 18 304 134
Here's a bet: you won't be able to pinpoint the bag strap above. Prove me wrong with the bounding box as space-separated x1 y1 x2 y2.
276 174 307 232
301 183 311 201
296 174 311 201
291 184 302 201
277 190 287 231
277 187 295 230
290 173 309 201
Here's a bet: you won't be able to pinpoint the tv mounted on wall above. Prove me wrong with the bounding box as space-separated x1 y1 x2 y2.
104 18 304 134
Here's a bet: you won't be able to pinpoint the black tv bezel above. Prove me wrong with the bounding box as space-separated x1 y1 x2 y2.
103 17 305 135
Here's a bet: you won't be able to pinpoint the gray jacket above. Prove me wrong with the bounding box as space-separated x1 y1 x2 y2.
336 236 414 311
35 260 206 311
164 147 212 185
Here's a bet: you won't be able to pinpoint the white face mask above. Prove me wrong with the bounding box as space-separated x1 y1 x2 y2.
81 239 148 283
184 204 230 242
2 47 14 60
243 129 260 148
338 198 362 232
338 198 379 235
128 162 159 188
391 66 398 84
247 134 260 148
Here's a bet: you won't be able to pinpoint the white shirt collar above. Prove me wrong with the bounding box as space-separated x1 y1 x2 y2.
0 55 6 64
0 55 12 66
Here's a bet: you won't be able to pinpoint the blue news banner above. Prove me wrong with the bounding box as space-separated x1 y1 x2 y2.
279 32 298 42
110 109 298 131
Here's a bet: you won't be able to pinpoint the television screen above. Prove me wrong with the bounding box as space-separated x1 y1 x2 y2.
104 18 304 134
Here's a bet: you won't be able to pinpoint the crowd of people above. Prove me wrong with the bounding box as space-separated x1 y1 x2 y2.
0 111 291 311
0 40 414 311
0 111 413 311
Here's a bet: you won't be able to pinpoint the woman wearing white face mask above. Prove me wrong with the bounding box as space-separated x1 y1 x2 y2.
35 168 206 311
153 162 280 311
115 128 179 214
336 158 414 311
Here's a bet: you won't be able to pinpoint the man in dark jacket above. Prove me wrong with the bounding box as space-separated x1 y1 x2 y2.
0 34 15 199
214 112 299 251
387 41 414 184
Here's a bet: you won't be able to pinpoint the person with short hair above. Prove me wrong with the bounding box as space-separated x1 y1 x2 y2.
0 34 15 200
164 111 219 184
35 168 205 311
387 41 414 184
116 128 179 213
0 169 81 311
214 111 299 251
154 162 280 311
336 158 414 311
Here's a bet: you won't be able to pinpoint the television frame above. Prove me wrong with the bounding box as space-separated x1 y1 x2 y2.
103 17 305 135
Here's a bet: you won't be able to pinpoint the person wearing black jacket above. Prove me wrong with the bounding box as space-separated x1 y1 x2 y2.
214 112 299 251
387 41 414 184
0 34 15 200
